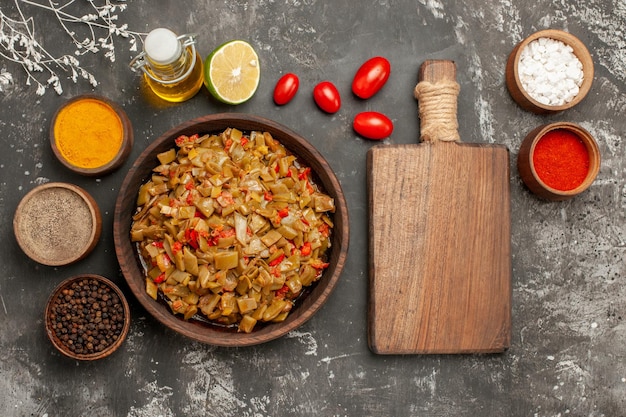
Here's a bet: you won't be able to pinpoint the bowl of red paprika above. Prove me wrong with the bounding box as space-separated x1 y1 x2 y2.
518 122 600 201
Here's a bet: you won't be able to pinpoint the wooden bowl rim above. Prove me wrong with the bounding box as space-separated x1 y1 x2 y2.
50 94 134 177
113 113 349 347
44 274 131 361
507 29 594 113
522 122 600 198
13 182 102 266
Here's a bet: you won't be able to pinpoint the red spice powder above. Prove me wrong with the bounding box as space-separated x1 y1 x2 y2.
532 129 590 191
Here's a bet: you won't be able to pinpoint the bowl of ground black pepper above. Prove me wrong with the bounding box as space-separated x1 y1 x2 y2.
13 182 102 266
518 122 601 201
506 29 594 114
45 274 130 361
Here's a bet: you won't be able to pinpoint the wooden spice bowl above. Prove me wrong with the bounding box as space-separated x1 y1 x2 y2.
50 95 133 176
113 113 349 347
506 29 594 114
518 122 600 201
45 274 131 361
13 182 102 266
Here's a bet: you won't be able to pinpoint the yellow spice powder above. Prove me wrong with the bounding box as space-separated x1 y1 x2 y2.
54 98 124 169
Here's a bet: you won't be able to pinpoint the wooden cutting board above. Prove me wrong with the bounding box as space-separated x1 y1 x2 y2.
367 60 511 354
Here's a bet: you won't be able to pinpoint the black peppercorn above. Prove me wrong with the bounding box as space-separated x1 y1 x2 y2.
49 277 126 356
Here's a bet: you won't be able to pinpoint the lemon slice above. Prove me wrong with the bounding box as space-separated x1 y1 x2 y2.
204 40 260 105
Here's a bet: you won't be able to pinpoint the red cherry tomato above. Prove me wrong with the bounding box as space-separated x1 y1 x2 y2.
273 73 299 105
313 81 341 113
352 56 391 99
353 111 393 140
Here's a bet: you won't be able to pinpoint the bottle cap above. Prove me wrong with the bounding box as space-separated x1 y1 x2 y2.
144 28 182 65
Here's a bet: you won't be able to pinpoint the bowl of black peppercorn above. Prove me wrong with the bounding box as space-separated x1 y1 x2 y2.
45 274 130 360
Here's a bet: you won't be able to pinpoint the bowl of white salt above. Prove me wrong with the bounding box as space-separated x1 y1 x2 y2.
506 29 594 114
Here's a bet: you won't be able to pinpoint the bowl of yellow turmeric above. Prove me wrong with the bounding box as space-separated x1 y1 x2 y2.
113 113 349 347
50 95 133 176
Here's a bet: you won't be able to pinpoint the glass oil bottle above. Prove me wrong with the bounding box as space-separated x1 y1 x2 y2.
130 28 204 103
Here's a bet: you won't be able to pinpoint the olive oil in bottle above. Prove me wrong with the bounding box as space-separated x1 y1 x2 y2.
130 28 204 103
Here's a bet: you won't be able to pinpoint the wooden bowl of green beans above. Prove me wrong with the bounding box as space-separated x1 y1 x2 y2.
113 113 349 346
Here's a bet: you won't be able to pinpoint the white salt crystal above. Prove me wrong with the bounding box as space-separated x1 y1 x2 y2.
546 41 559 53
566 66 583 83
537 95 551 105
547 71 561 84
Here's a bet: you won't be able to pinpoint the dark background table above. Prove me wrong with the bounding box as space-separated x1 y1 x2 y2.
1 1 624 416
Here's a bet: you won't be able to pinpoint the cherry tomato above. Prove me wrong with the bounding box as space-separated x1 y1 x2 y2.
313 81 341 113
352 56 391 99
273 73 299 105
353 111 393 140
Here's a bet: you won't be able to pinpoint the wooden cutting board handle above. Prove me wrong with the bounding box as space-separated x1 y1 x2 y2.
414 60 461 143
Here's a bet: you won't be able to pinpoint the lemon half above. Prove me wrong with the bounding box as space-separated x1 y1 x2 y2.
204 40 260 105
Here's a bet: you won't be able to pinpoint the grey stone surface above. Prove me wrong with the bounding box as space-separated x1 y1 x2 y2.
0 1 624 416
